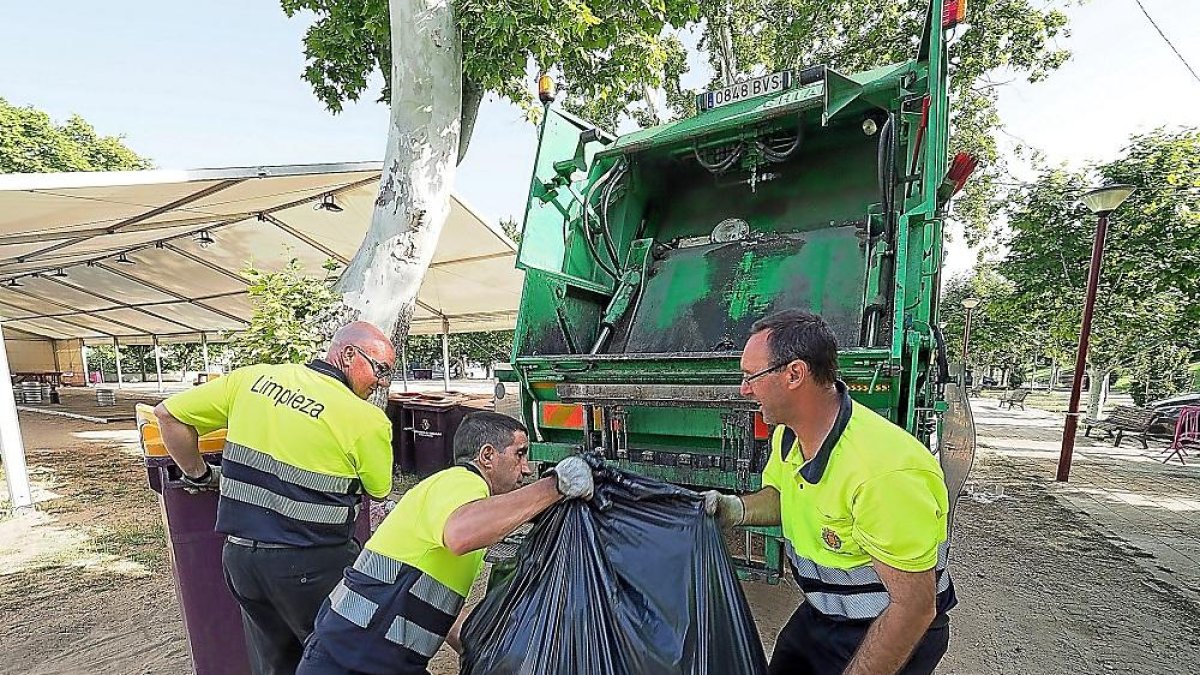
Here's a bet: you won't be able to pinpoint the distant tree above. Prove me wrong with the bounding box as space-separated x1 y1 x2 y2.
401 330 513 378
402 334 442 371
167 342 234 372
499 216 522 246
939 266 1033 383
1126 345 1192 407
453 331 513 376
85 345 118 381
0 98 151 173
229 258 342 366
1001 129 1200 415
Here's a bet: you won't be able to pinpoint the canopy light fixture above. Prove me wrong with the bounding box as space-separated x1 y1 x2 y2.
314 193 343 213
116 252 135 265
195 230 216 249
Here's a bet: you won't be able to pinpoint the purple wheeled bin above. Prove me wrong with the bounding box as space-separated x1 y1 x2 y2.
146 455 374 675
146 453 252 675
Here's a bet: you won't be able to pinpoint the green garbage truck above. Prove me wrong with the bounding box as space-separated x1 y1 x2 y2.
506 0 977 579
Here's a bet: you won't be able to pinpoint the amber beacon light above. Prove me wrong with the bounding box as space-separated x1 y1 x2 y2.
538 73 556 104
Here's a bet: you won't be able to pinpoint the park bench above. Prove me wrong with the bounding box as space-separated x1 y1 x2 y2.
1084 405 1160 449
997 388 1030 410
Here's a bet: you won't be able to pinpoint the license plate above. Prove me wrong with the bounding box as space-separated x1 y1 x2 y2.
697 71 793 111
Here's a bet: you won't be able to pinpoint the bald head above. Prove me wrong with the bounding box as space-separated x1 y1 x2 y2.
328 321 391 358
327 321 397 399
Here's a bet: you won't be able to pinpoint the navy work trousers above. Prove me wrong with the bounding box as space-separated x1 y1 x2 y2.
767 603 949 675
222 539 359 675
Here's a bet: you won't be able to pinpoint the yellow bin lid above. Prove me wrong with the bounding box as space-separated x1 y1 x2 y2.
136 403 227 457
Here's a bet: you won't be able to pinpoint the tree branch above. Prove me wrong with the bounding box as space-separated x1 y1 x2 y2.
458 76 484 165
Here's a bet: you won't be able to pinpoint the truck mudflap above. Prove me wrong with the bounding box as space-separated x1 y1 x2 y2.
938 379 976 536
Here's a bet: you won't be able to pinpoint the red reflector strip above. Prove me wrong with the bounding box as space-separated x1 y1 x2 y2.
754 413 770 440
539 403 603 430
540 403 582 429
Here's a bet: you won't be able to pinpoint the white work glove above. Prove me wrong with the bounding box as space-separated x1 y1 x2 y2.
553 456 595 501
702 490 745 528
181 463 222 494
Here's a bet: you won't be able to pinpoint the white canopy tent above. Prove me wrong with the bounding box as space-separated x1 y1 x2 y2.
0 162 521 342
0 162 524 511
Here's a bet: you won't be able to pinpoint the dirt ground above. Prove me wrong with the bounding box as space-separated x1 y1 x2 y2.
3 406 1199 673
0 414 189 675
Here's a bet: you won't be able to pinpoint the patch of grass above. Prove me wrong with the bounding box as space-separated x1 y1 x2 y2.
40 496 85 515
89 520 169 573
1024 391 1070 414
1112 374 1132 393
391 471 422 497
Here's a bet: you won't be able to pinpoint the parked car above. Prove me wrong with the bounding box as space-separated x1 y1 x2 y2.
1148 392 1200 436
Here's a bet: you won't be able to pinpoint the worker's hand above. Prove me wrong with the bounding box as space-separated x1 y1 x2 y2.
553 456 595 501
702 490 745 528
181 464 222 494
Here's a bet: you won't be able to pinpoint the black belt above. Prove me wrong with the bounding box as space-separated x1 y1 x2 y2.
226 535 301 549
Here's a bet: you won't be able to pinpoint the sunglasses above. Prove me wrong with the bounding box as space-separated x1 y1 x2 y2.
350 345 394 379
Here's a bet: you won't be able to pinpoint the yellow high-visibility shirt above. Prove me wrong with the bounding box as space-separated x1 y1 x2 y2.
366 466 491 596
164 360 393 499
761 385 949 573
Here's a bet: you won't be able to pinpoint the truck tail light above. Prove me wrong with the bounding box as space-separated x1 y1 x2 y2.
943 0 968 28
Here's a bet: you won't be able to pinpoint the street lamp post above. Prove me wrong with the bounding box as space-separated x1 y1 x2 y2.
961 297 980 386
1056 184 1135 482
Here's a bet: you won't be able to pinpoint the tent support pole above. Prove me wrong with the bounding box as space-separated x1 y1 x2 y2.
113 337 123 390
441 318 451 392
0 321 34 512
153 335 164 393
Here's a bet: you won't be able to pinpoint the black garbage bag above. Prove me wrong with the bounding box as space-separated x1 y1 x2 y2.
460 458 768 675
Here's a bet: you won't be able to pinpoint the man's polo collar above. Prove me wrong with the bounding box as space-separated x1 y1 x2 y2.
306 358 352 391
459 461 484 479
798 379 854 484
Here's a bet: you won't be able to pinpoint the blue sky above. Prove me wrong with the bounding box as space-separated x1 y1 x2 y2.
2 0 1198 276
